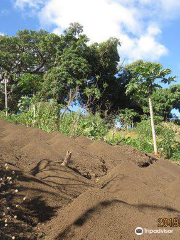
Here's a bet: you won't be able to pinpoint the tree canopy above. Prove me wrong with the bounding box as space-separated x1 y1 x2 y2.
0 24 179 122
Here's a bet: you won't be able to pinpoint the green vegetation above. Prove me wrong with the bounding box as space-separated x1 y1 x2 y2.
121 120 180 161
125 60 177 155
0 23 180 162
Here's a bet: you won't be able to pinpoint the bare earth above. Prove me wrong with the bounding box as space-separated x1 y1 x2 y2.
0 119 180 239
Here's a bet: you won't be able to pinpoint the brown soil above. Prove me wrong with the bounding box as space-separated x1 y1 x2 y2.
0 119 180 239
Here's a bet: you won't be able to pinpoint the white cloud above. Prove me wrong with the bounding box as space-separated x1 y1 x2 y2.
52 28 62 36
138 0 180 18
15 0 180 62
39 0 141 41
0 32 5 36
119 31 168 63
161 0 180 13
15 0 44 10
147 25 162 36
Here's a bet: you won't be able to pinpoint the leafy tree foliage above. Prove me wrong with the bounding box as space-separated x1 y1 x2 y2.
0 25 179 125
0 30 61 112
132 84 180 121
125 60 176 97
16 29 60 74
41 23 91 107
80 38 121 116
152 86 180 120
170 84 180 112
119 108 139 129
125 60 177 154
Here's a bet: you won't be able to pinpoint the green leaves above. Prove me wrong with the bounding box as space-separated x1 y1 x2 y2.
42 47 91 104
17 96 32 111
16 29 60 73
0 24 178 124
125 60 178 155
119 108 139 128
0 35 20 74
18 73 42 93
0 29 62 112
125 60 177 98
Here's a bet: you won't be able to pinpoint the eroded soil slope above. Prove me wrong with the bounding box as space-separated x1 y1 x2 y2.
0 119 180 240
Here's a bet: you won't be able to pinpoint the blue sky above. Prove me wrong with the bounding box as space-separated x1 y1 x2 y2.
0 0 180 116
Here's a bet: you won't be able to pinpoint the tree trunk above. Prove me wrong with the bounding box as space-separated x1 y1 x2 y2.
60 86 79 120
4 78 8 116
33 104 36 118
33 90 36 118
149 96 158 155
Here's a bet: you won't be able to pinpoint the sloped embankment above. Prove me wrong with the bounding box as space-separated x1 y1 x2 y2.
0 119 180 239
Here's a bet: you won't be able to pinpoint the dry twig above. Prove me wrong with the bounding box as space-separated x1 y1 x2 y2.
61 151 72 167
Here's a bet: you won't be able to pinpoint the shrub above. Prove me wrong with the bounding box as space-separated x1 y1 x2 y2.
78 113 109 140
134 120 179 160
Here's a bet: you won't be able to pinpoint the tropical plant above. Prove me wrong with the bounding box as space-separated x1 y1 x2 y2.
125 60 177 155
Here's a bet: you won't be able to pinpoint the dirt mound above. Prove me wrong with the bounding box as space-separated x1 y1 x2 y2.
75 135 94 147
163 179 180 200
87 141 156 168
43 161 180 239
1 119 180 240
0 158 91 239
44 187 180 240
